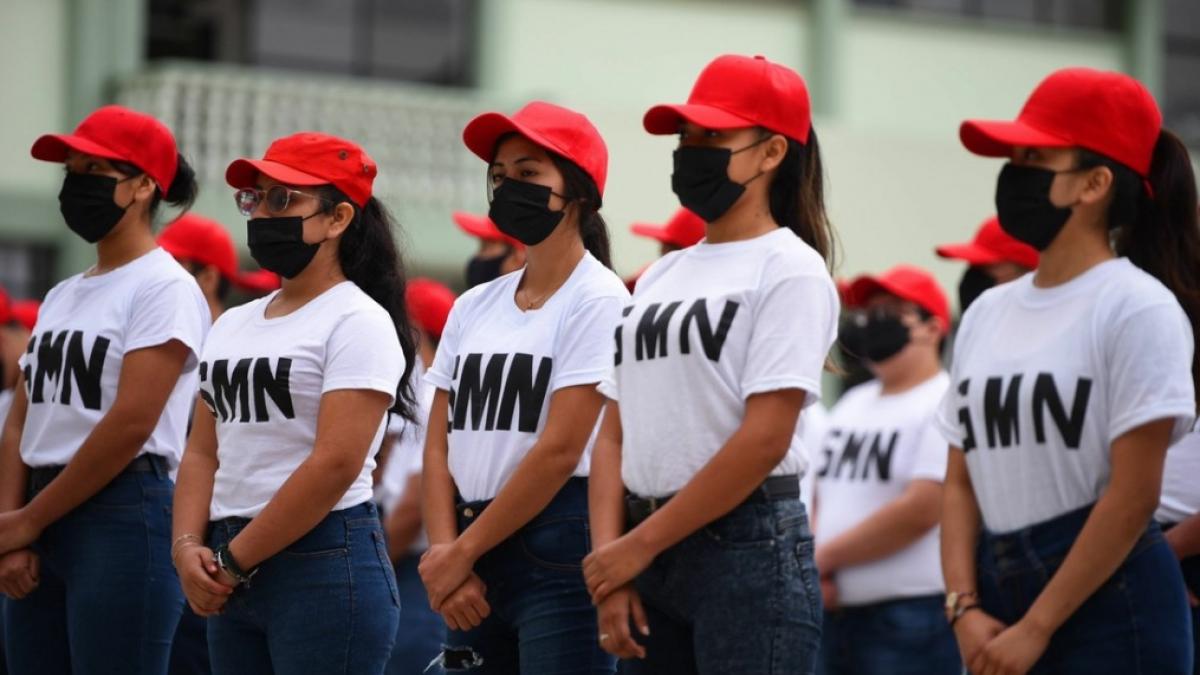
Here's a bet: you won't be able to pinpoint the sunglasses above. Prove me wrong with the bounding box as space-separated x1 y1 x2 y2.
234 185 332 217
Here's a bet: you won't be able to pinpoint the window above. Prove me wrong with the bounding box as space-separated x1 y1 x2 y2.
854 0 1125 32
0 242 58 302
1164 0 1200 148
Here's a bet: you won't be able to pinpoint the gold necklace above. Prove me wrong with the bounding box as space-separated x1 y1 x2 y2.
517 286 553 311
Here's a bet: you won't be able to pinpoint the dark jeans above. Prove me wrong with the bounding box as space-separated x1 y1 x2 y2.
169 604 211 675
1164 521 1200 675
817 595 960 675
437 477 614 674
978 504 1194 674
4 466 184 675
384 553 445 675
206 501 400 675
620 498 822 675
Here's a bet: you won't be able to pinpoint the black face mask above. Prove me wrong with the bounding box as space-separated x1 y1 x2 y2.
670 137 767 223
841 311 912 364
58 172 135 243
957 266 996 314
488 180 565 247
994 163 1079 251
246 217 321 279
465 252 507 288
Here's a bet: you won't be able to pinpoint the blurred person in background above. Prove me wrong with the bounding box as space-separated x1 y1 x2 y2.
456 211 525 289
420 101 626 674
0 105 208 675
584 54 837 674
935 215 1039 314
624 207 705 291
939 68 1199 674
379 277 454 675
172 132 414 674
1158 420 1200 674
813 265 959 675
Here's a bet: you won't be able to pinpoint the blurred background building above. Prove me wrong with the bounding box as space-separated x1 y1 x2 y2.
0 0 1197 301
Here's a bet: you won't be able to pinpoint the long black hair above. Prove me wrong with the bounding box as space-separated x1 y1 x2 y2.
767 129 837 270
111 152 198 218
1078 129 1200 402
315 185 419 423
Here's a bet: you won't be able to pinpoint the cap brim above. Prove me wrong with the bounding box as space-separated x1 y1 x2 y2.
233 269 281 294
643 104 756 135
630 222 672 243
225 158 328 190
30 133 127 164
935 242 1003 266
452 211 523 248
959 119 1072 157
462 112 566 165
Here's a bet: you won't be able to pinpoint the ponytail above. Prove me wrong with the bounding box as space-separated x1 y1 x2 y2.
111 152 199 219
1080 129 1200 400
548 152 612 269
768 129 837 270
317 186 419 423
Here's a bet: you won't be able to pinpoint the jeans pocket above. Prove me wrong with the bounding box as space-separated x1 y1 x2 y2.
84 475 144 511
703 506 776 550
280 520 350 559
519 516 589 571
371 530 401 607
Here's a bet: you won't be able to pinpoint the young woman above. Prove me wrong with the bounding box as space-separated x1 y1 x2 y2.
582 54 839 674
171 132 415 674
814 266 959 675
419 101 627 674
1158 425 1200 674
0 105 207 674
939 67 1200 674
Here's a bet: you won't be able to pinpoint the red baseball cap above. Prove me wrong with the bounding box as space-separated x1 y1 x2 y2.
236 269 282 294
631 208 706 248
0 286 10 325
31 105 179 190
846 265 951 334
453 211 523 248
406 278 456 340
158 214 239 281
644 54 812 145
960 67 1161 178
936 216 1039 270
11 301 39 331
226 132 377 208
462 101 609 197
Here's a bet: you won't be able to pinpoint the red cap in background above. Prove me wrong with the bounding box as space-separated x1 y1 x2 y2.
846 265 951 334
11 301 39 331
631 208 706 248
31 104 180 190
453 211 523 248
463 101 609 196
406 278 456 340
227 132 378 207
936 216 1039 270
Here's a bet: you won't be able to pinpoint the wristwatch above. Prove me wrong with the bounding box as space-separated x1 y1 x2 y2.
214 544 257 587
944 590 978 624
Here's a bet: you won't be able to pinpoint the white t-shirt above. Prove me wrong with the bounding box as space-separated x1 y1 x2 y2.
1157 421 1200 524
936 259 1195 533
600 227 839 497
204 281 404 520
426 253 628 502
815 373 950 606
378 360 435 553
18 248 208 469
799 403 829 515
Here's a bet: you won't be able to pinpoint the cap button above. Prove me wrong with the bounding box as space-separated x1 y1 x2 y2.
338 150 349 160
753 54 766 60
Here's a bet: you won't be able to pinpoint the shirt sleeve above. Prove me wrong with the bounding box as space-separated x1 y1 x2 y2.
322 307 404 403
551 294 625 392
910 417 950 482
1105 301 1196 444
425 298 464 393
740 272 838 403
126 276 210 370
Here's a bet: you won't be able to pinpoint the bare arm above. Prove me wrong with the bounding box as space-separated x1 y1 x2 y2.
1165 512 1200 560
421 388 458 546
940 446 981 597
384 472 424 562
0 376 29 512
173 399 219 543
22 341 190 531
816 479 943 572
588 400 626 550
227 388 392 569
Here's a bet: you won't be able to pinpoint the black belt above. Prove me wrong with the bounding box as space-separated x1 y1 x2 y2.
27 454 168 499
625 475 800 526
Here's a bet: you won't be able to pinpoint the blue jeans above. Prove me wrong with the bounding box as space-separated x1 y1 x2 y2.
169 604 211 675
438 477 614 674
206 501 400 675
817 595 960 675
620 498 823 675
977 504 1194 674
4 465 184 675
385 553 445 674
